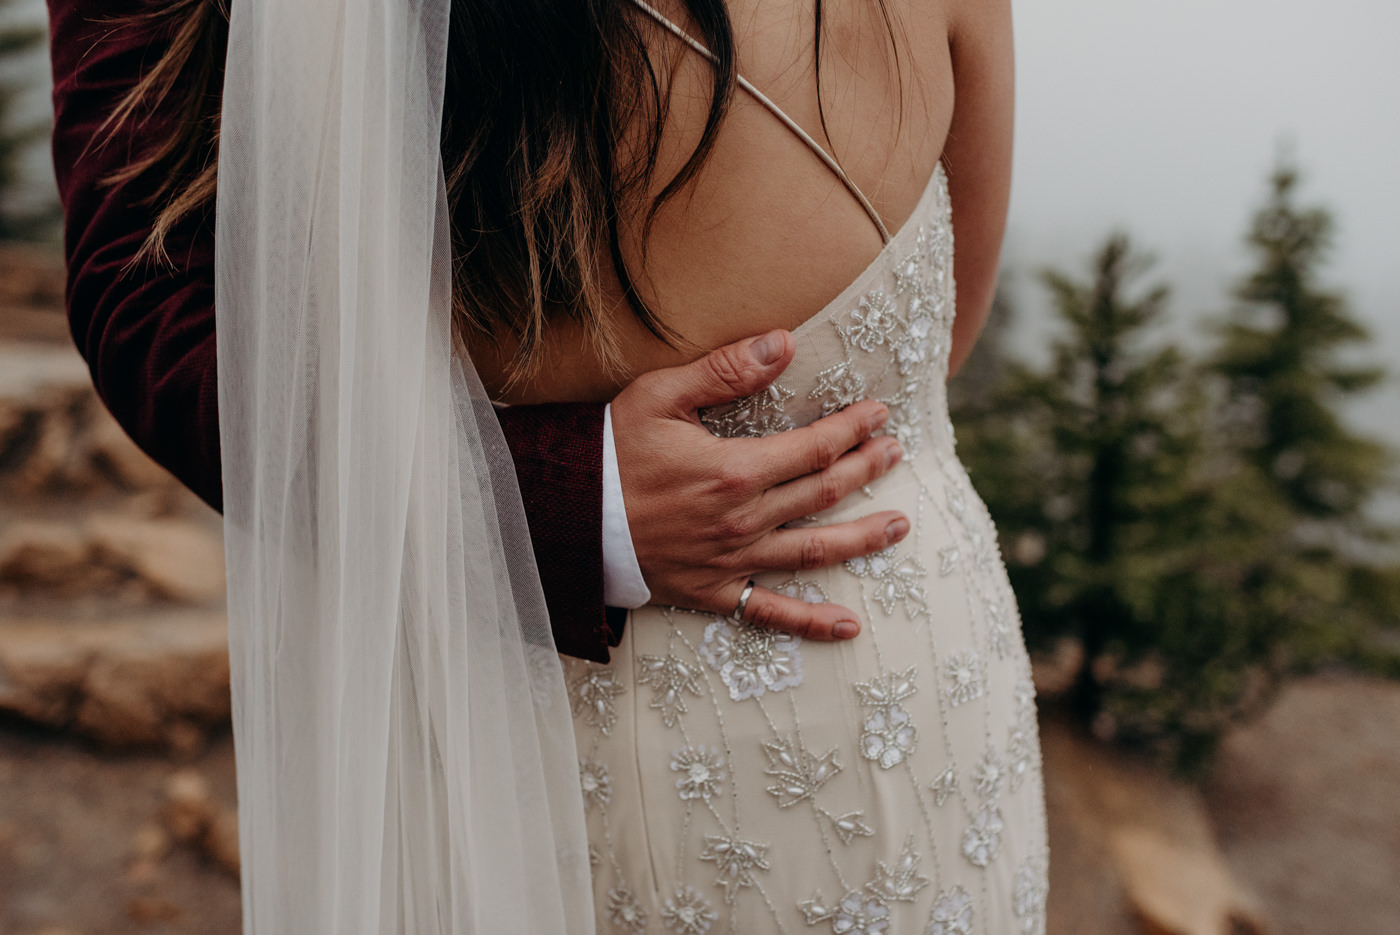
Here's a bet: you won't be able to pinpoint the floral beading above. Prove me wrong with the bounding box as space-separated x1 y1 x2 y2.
700 617 804 701
565 163 1047 935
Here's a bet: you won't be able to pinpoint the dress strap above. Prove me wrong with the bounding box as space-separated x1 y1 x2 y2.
627 0 892 244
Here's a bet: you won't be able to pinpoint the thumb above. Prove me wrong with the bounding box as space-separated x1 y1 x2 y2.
667 330 795 414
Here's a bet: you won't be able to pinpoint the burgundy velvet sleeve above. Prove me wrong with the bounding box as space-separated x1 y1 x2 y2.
496 405 626 659
47 0 622 663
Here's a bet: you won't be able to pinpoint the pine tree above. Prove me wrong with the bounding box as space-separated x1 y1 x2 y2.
951 165 1400 771
1209 160 1400 678
0 0 49 240
954 235 1301 770
1213 161 1391 532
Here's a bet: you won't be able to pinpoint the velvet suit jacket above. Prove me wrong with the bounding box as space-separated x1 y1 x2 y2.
47 0 623 662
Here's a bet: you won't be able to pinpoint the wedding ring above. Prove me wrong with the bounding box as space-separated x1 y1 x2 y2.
733 580 757 622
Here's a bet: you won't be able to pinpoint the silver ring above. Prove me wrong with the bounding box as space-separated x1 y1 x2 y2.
733 580 757 622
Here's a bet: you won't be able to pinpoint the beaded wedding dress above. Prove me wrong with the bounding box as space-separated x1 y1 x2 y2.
562 15 1050 931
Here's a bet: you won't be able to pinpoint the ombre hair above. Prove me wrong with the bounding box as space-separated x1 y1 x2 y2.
104 0 899 381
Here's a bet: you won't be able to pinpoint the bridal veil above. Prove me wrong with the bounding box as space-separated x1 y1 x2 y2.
214 0 595 929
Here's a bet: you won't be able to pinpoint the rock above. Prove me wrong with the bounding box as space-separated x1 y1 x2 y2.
164 768 240 878
87 515 225 604
0 245 65 314
0 515 224 603
1207 673 1400 935
1039 711 1267 935
0 340 180 496
124 897 182 924
83 413 177 494
0 522 97 592
1110 827 1264 935
0 613 230 748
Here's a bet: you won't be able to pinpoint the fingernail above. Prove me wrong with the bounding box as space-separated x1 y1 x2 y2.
885 441 903 469
870 407 890 430
834 620 860 639
753 332 784 365
885 518 910 543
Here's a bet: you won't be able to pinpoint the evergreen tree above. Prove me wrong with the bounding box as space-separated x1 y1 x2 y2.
1213 161 1392 534
1209 160 1400 677
952 165 1400 771
955 235 1310 770
0 0 49 240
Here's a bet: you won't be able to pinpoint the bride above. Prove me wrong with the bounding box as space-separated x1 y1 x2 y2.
56 0 1042 929
534 3 1047 933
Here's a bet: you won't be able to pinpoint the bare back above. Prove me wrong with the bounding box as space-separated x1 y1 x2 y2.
474 0 1013 403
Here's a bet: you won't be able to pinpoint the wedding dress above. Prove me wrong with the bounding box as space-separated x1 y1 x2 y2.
562 7 1050 934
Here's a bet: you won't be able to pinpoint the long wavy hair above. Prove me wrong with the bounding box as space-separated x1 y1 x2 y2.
104 0 899 380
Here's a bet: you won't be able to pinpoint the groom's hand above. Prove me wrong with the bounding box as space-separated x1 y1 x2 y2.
611 330 908 640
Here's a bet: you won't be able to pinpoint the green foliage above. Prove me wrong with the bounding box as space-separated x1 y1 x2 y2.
0 0 51 240
952 163 1400 772
1213 163 1392 530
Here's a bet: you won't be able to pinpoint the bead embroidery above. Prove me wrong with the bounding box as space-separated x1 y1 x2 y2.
942 652 986 707
961 807 1004 868
580 759 613 810
930 767 960 807
700 617 804 701
844 547 929 618
865 837 930 903
663 885 720 934
831 811 875 844
607 886 649 934
1012 854 1049 935
671 746 727 802
762 735 843 808
925 886 974 935
699 834 772 903
566 161 1048 934
570 666 626 736
700 383 796 438
638 653 705 728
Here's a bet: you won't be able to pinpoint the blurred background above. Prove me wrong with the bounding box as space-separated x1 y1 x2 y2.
1 0 1396 932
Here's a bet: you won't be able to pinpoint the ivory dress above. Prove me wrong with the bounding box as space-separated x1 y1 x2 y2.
562 10 1049 934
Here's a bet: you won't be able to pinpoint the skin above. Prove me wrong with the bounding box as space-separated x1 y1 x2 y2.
474 0 1015 635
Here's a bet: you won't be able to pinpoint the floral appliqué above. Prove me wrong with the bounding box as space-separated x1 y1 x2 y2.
700 617 804 701
607 886 649 934
1013 853 1049 935
663 885 719 934
762 735 843 808
637 653 704 728
925 886 973 935
700 383 796 438
671 746 726 802
699 834 772 903
854 667 920 769
844 548 929 618
865 837 930 903
961 806 1004 868
942 651 986 708
570 666 625 736
798 891 890 935
579 759 612 810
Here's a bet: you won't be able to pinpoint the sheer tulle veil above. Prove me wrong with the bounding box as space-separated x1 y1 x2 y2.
214 0 596 929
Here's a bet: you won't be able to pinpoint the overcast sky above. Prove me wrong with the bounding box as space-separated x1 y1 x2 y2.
8 0 1398 439
1005 0 1399 440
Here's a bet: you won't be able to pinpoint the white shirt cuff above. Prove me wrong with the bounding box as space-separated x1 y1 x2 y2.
602 404 652 609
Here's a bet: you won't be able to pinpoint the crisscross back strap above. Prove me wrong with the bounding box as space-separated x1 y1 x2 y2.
628 0 892 244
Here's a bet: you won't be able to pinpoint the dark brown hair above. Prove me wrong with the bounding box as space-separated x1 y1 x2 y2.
107 0 899 380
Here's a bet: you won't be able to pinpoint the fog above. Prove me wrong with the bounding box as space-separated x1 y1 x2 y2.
1006 0 1399 444
8 0 1399 436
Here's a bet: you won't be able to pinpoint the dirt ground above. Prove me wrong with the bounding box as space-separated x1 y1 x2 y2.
0 725 241 935
2 673 1398 935
1206 672 1400 935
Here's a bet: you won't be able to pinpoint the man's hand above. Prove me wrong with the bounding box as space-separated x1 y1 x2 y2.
611 330 908 640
